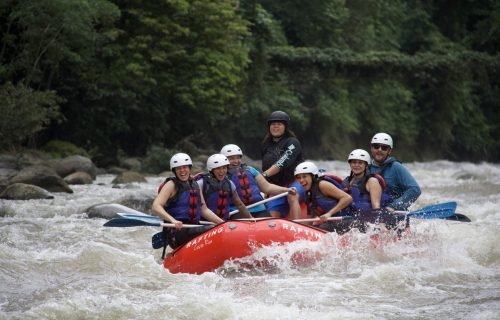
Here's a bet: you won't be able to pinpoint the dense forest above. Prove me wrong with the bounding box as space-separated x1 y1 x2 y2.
1 0 499 166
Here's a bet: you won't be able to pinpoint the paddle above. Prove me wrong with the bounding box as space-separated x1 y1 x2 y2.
444 213 471 222
115 213 214 226
394 201 458 219
103 218 207 228
295 202 470 223
229 191 289 216
112 191 290 227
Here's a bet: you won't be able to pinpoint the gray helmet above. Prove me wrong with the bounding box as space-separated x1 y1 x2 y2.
267 110 290 126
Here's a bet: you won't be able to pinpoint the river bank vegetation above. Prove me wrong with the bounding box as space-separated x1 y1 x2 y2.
1 0 499 166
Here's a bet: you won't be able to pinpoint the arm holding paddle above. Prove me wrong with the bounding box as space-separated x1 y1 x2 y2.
317 180 352 222
255 172 294 196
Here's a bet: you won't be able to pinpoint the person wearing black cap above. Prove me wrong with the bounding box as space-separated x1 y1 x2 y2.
261 110 304 187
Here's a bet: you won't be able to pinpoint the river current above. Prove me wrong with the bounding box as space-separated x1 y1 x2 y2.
1 160 499 320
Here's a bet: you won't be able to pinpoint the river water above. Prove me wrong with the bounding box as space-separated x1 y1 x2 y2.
1 160 499 320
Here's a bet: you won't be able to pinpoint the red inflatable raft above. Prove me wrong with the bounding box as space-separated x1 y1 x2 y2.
163 218 327 274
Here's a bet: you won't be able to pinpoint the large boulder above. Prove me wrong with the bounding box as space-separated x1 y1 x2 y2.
0 183 54 200
111 171 147 185
48 155 97 180
116 193 155 213
86 203 143 219
64 171 94 185
9 165 73 193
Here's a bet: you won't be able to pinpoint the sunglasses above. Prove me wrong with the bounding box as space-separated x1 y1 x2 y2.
371 144 390 151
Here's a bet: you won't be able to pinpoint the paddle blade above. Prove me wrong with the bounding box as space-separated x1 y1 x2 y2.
117 213 161 221
445 213 471 222
152 232 165 249
103 218 160 227
408 202 457 219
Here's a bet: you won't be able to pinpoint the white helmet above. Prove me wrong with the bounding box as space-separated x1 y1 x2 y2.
220 144 243 157
348 149 371 163
207 154 229 171
371 133 393 148
170 153 192 170
294 161 319 176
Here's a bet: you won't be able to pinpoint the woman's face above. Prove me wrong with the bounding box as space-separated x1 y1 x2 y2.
211 166 228 181
174 165 191 181
227 155 242 168
269 121 286 138
296 173 313 191
349 160 367 176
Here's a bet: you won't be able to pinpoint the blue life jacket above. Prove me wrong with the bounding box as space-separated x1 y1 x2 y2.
342 174 392 211
160 177 201 224
227 165 264 205
196 173 232 221
306 175 344 216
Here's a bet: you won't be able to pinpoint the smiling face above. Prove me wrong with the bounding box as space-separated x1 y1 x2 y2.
349 160 368 176
174 165 191 182
295 173 313 191
370 144 392 164
269 121 286 139
211 166 228 181
227 155 242 169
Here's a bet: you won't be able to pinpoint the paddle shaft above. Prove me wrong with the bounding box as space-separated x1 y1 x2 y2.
294 216 355 223
229 191 289 216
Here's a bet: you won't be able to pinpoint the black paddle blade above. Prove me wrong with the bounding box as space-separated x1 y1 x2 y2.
152 232 165 249
444 213 471 222
103 218 156 227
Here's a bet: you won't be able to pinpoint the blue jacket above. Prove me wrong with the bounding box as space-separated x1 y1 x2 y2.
369 157 421 210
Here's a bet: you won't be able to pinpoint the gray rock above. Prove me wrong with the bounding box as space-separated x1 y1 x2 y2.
64 171 94 185
111 171 147 184
9 165 73 193
86 203 143 219
120 157 142 172
116 193 155 213
48 155 97 180
0 183 54 200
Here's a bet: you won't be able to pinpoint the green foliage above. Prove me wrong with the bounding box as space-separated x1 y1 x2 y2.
0 82 63 150
0 0 498 162
142 145 175 174
42 140 89 158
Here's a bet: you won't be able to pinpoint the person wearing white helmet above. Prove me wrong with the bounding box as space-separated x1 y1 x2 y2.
290 161 352 231
368 133 421 212
261 110 304 187
152 153 224 252
221 144 295 218
195 154 251 220
343 149 392 211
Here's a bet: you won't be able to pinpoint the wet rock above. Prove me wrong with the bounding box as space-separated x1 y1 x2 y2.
116 193 155 213
64 171 94 185
48 155 97 180
86 203 143 219
106 166 127 175
120 157 142 172
111 171 147 185
0 183 54 200
9 165 73 193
